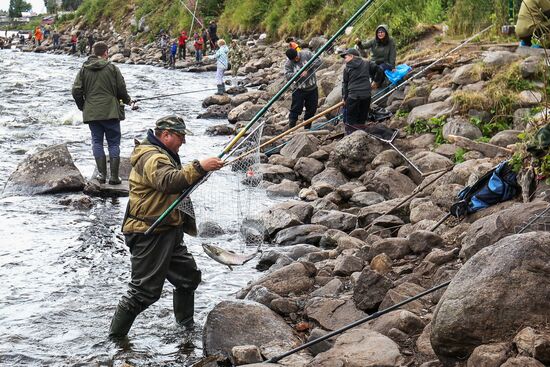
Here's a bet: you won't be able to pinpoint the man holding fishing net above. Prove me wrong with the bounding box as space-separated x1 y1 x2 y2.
109 115 223 339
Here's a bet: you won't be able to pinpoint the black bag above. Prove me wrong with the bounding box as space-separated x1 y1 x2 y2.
226 61 232 71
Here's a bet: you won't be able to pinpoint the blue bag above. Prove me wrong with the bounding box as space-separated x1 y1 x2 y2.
384 64 412 85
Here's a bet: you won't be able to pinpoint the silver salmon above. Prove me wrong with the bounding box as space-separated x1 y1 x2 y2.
202 243 260 270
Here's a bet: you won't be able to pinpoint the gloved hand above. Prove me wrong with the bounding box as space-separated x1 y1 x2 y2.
130 100 139 110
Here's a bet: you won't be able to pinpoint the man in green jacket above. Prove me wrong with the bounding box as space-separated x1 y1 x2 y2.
515 0 550 48
109 115 223 339
355 24 397 72
72 41 133 185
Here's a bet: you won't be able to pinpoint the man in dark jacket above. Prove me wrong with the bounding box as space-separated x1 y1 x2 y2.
72 41 133 185
109 115 223 339
208 20 218 51
355 24 397 72
284 48 322 129
341 48 384 134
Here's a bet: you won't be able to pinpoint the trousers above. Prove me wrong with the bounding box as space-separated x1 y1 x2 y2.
88 119 121 159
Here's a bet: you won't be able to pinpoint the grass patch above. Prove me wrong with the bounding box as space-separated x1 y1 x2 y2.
405 116 446 145
453 147 467 163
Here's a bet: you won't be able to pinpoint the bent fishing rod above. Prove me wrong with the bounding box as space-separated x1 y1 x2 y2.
133 88 217 102
144 0 380 235
265 280 451 363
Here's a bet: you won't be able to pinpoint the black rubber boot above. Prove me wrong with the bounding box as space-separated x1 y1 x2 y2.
108 157 122 185
173 289 195 329
289 119 297 129
94 156 107 184
109 304 138 339
215 84 224 95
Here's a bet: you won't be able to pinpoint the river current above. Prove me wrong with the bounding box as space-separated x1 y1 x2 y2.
0 50 269 366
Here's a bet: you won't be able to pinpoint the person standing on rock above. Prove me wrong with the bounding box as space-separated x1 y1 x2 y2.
340 48 384 135
34 26 43 46
108 115 224 339
355 24 397 72
72 41 133 185
87 33 95 55
284 47 322 130
207 39 229 95
193 32 204 63
208 20 218 51
201 28 209 55
228 39 246 81
178 30 188 60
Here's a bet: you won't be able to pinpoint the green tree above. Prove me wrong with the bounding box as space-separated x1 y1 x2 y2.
62 0 84 11
45 0 58 13
8 0 32 17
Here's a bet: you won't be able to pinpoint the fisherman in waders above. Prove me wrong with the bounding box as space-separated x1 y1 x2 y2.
516 0 550 48
340 48 384 135
72 41 133 185
109 115 223 339
355 24 397 72
284 47 322 130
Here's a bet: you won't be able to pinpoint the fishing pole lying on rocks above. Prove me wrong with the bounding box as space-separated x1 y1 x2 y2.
265 281 451 363
132 88 217 102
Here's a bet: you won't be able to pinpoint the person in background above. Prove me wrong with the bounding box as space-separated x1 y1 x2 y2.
34 26 43 46
71 41 134 186
208 39 229 94
52 31 60 50
208 20 218 51
78 34 87 56
70 33 77 54
178 31 188 60
228 39 247 82
340 48 384 134
283 47 321 130
201 28 209 55
286 36 301 52
108 115 223 339
355 24 396 72
87 33 95 55
193 32 204 63
160 34 168 64
169 39 177 68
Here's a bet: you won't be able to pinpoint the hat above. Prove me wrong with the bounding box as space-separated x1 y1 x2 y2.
155 115 193 135
340 48 360 58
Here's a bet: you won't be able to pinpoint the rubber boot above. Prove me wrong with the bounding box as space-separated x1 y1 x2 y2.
108 157 122 185
109 304 138 339
221 83 226 94
289 119 297 129
173 289 195 329
94 156 107 184
216 84 224 95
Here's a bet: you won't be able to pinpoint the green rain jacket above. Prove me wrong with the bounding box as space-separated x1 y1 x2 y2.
358 24 397 68
72 55 131 123
515 0 550 42
122 133 206 235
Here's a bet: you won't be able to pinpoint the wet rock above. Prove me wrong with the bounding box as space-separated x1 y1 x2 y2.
311 210 357 232
280 134 319 160
205 124 235 136
244 285 281 307
266 179 300 197
514 327 550 364
363 166 416 199
311 167 348 187
331 131 385 177
202 94 231 108
269 200 313 224
305 297 367 331
489 130 521 147
353 267 393 311
466 343 513 367
428 87 453 103
306 329 403 367
257 164 296 184
58 194 93 210
203 300 300 358
333 255 364 276
294 157 324 182
407 101 454 125
231 345 263 365
452 64 482 85
442 116 482 140
259 207 302 237
239 262 316 298
431 232 550 362
198 104 232 119
228 102 264 123
4 144 85 195
483 50 520 67
198 221 225 237
349 191 385 207
274 224 328 246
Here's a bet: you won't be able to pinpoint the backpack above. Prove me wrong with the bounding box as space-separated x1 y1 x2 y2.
450 161 519 217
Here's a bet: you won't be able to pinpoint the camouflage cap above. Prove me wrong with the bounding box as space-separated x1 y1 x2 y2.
155 115 193 135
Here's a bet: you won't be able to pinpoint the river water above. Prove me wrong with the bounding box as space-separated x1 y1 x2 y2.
0 51 271 366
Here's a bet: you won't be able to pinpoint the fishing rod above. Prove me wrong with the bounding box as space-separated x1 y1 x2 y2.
265 281 451 363
133 88 217 102
145 0 381 235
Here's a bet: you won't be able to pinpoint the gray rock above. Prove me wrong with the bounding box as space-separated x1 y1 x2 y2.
428 87 453 103
198 221 225 237
308 149 330 161
331 131 385 177
467 343 512 367
311 197 338 212
371 149 403 169
431 232 550 362
407 230 443 254
4 144 85 195
259 207 302 237
512 108 532 130
520 56 543 79
333 255 364 276
365 309 426 336
311 278 344 297
202 94 231 108
268 154 296 168
452 64 482 85
309 36 328 51
311 167 347 187
363 166 416 199
305 297 367 331
410 198 446 224
307 328 336 356
244 285 281 307
306 329 403 367
299 187 318 201
319 229 349 248
514 327 550 365
406 100 455 125
230 90 264 106
400 96 428 112
500 356 546 367
353 267 393 311
198 104 232 119
294 157 324 182
203 300 300 357
274 224 328 246
519 90 543 106
366 238 412 260
228 102 264 123
258 164 296 184
380 282 428 315
266 179 300 197
231 345 263 365
311 210 357 232
357 197 411 227
489 130 521 147
410 151 453 173
268 200 314 223
483 50 520 67
442 116 482 140
280 134 319 160
424 247 459 266
349 191 386 207
270 298 299 315
205 124 235 136
431 184 464 209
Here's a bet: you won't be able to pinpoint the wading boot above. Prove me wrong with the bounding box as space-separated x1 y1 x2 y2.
109 304 138 339
94 156 107 184
173 289 195 329
216 84 224 95
288 119 297 129
108 157 122 185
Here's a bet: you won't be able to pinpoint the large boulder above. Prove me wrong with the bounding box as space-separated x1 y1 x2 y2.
280 134 319 160
259 208 303 238
431 232 550 362
258 164 296 184
363 166 417 199
203 300 300 358
331 131 385 177
409 151 453 173
4 144 85 195
311 167 348 187
306 329 404 367
202 94 231 108
294 157 324 182
407 101 454 125
452 64 482 85
274 224 328 246
227 102 263 123
460 201 549 260
442 116 482 140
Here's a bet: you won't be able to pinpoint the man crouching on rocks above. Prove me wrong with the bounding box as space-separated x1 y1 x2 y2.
109 115 223 339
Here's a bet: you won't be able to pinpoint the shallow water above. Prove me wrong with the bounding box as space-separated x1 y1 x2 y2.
0 51 272 366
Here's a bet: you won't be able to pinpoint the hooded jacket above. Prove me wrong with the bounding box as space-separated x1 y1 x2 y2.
284 50 322 91
358 24 397 68
72 55 131 123
342 56 384 99
515 0 550 40
213 44 229 69
122 130 206 235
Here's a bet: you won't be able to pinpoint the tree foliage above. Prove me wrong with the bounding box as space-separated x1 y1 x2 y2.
8 0 32 17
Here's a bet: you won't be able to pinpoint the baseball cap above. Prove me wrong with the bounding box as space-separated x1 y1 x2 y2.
340 48 360 58
155 115 193 135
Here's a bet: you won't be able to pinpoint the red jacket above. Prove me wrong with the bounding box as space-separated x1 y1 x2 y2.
193 37 203 50
179 33 188 46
